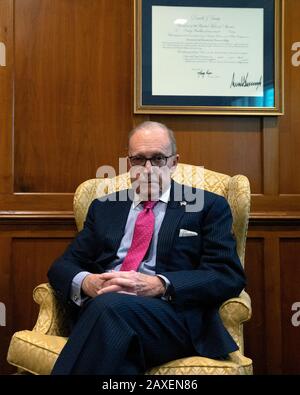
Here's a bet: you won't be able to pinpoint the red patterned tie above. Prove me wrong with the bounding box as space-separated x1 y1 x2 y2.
120 201 157 272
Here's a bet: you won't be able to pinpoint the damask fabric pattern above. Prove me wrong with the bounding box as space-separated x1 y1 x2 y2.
8 331 68 375
8 330 252 375
7 164 252 375
31 284 69 337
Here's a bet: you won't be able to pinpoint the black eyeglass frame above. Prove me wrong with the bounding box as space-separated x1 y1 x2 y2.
128 154 175 167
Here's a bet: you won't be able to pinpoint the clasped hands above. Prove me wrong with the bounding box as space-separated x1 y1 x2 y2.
82 271 166 299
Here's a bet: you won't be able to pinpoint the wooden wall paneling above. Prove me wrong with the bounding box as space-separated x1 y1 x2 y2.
11 238 74 332
244 237 266 375
0 0 13 194
0 194 74 212
14 0 133 194
0 237 13 374
0 222 76 374
251 195 300 217
263 236 283 374
279 0 300 194
0 214 76 374
263 117 280 196
247 226 300 374
0 216 76 235
280 238 300 374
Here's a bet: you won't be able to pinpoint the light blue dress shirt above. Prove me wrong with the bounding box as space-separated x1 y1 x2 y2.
71 188 171 306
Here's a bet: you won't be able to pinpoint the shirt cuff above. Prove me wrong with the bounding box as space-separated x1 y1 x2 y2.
70 271 91 306
156 274 172 301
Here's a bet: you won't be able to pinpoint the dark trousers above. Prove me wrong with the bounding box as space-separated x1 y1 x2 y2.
51 292 196 375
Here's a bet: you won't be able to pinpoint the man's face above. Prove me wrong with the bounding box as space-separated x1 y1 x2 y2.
128 127 178 201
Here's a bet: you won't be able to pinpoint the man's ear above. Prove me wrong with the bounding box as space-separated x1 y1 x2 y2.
169 154 179 175
127 156 132 171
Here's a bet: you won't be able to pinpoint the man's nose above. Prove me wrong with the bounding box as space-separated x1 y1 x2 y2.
144 159 153 172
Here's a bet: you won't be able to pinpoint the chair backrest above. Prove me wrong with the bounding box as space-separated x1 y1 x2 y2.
73 163 250 266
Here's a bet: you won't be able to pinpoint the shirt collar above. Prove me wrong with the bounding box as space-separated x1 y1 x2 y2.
133 186 171 209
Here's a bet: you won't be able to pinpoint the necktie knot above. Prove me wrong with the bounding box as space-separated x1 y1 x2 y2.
143 201 157 210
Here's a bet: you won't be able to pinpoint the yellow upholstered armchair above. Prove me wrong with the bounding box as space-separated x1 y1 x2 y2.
7 164 253 375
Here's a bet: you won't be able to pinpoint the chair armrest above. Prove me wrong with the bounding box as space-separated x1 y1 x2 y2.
219 290 252 354
32 283 69 337
220 290 252 324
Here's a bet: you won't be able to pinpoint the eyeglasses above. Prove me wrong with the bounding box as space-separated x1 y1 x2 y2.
128 154 174 167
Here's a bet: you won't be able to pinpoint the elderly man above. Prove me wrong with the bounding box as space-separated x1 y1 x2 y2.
48 121 246 375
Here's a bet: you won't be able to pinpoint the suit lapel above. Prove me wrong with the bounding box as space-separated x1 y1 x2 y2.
106 192 132 254
157 181 186 264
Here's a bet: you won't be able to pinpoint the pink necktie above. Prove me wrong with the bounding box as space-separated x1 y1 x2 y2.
120 201 157 272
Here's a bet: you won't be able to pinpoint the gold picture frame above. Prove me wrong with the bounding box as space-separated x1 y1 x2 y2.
134 0 284 116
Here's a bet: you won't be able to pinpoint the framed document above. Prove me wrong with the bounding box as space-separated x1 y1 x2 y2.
134 0 284 115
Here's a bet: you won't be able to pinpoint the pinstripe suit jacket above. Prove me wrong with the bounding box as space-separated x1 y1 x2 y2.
48 181 246 358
